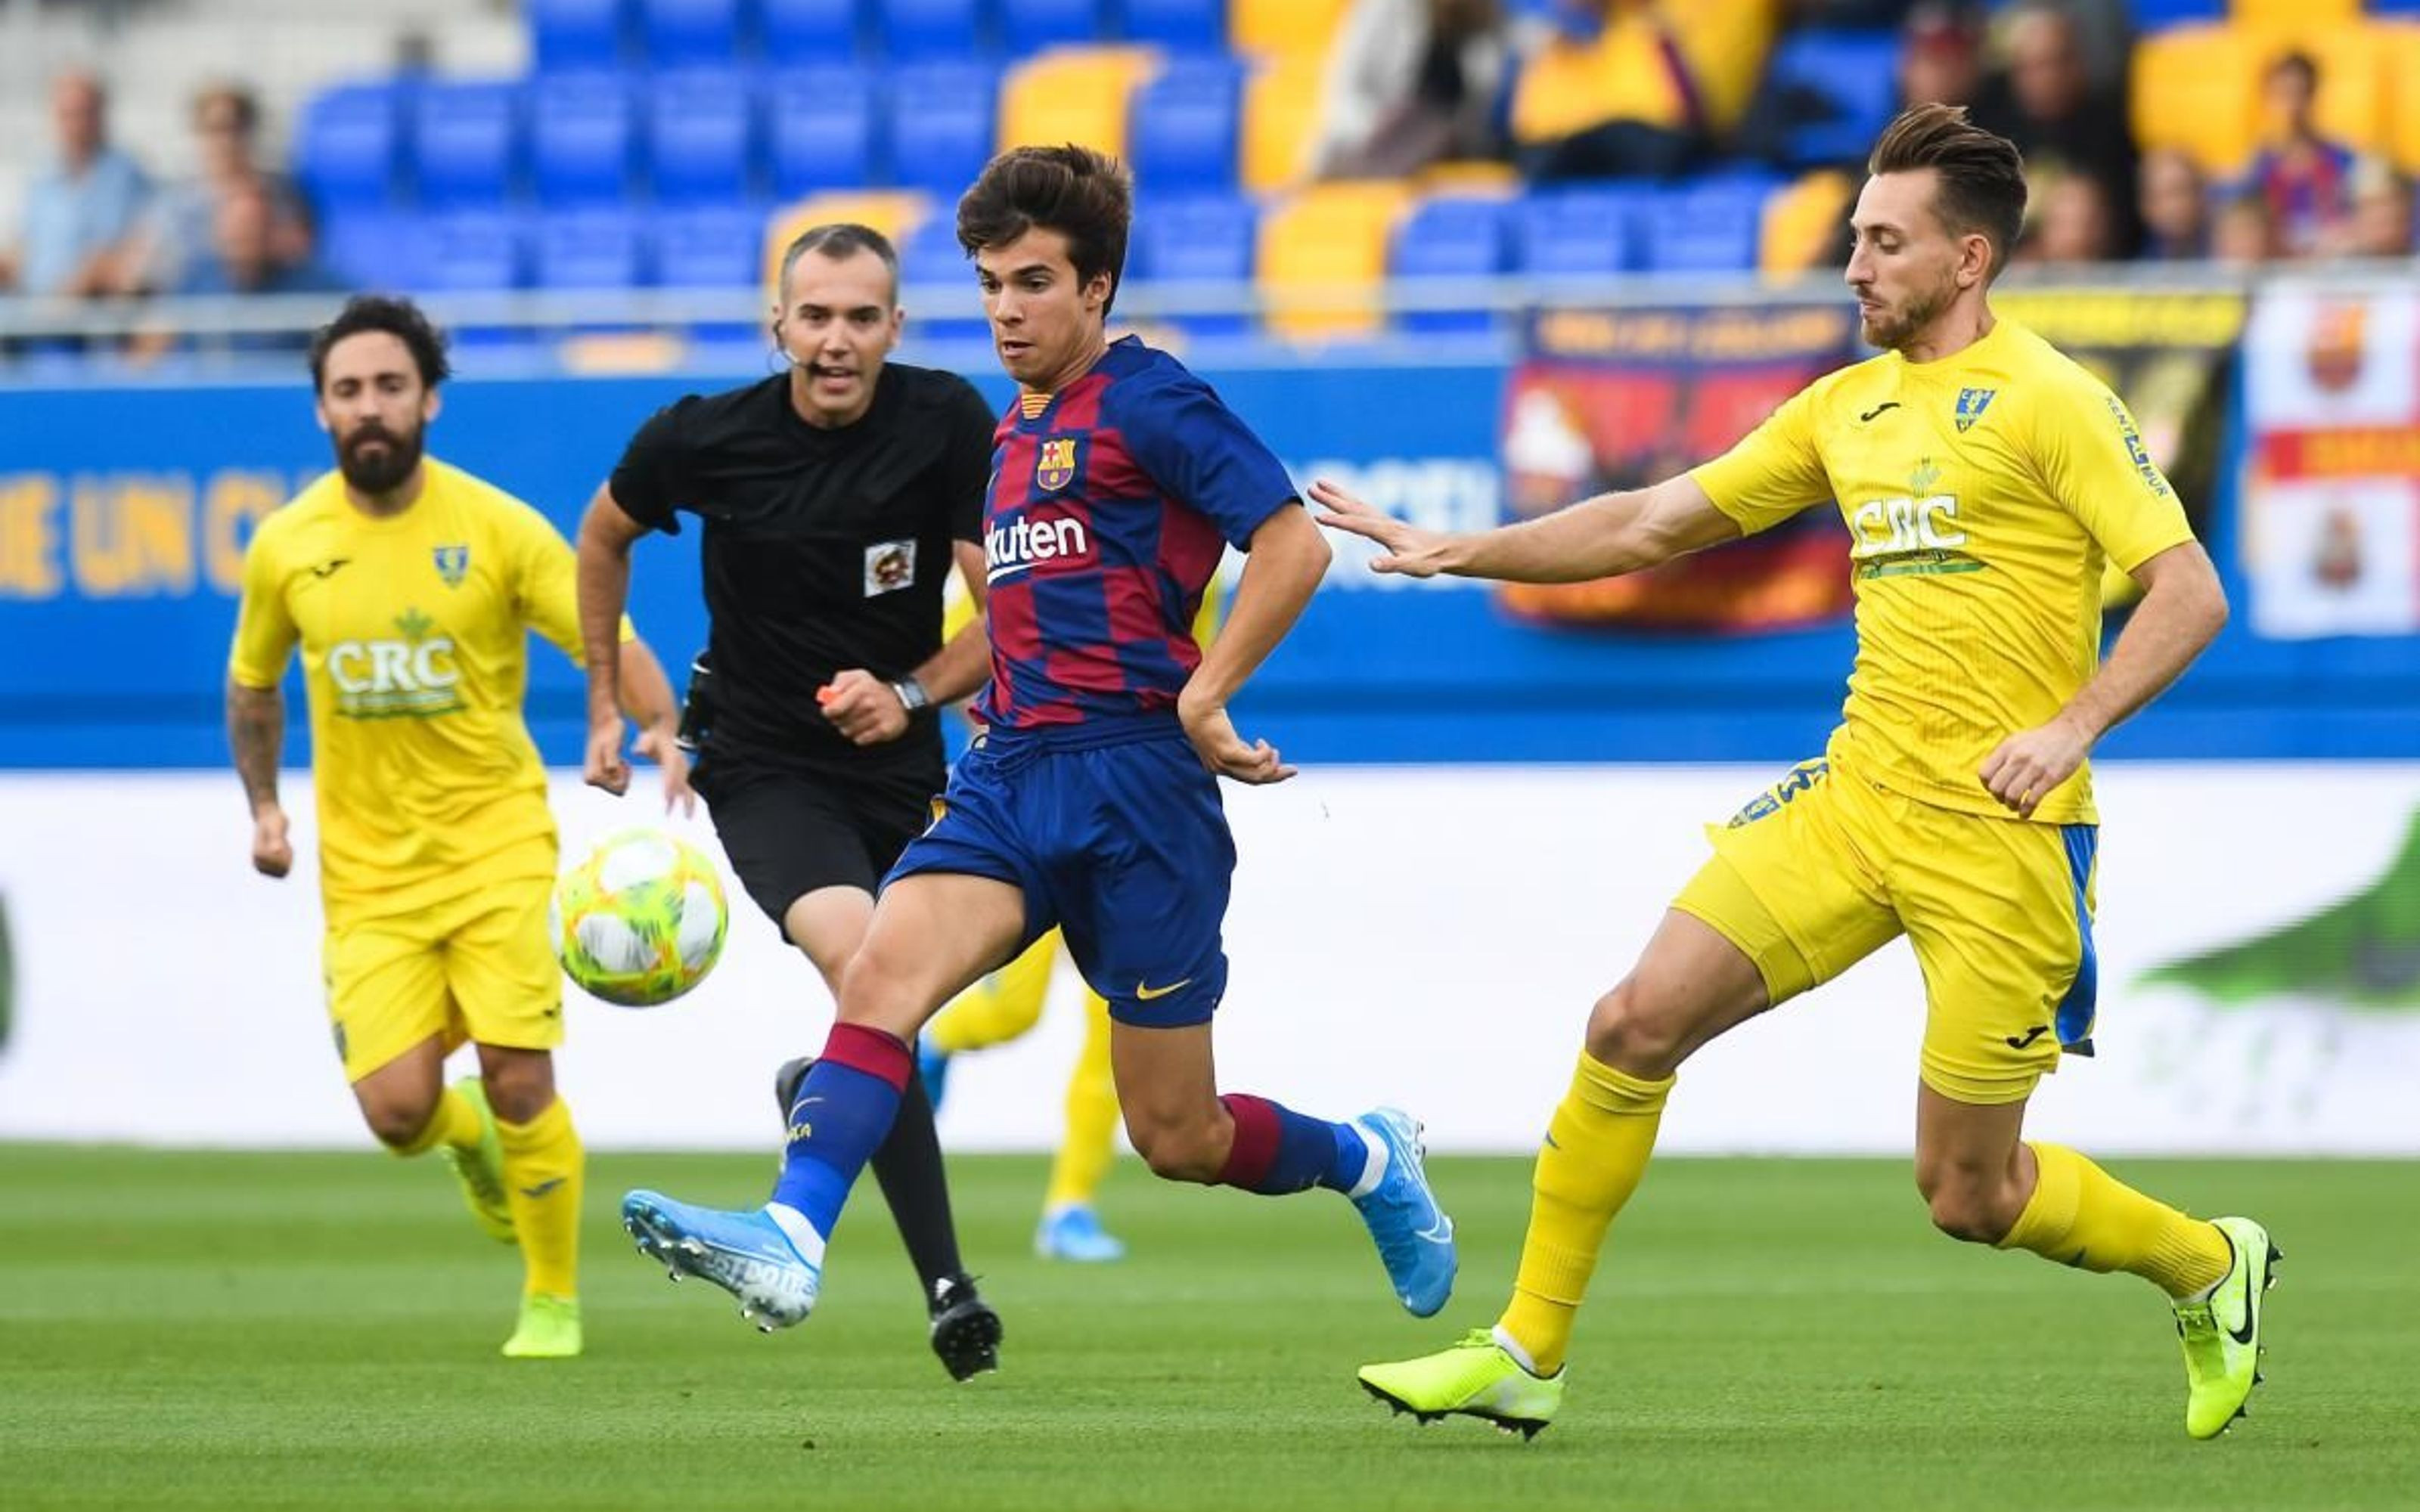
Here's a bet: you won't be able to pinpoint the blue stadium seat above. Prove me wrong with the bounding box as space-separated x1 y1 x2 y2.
768 67 880 197
1514 184 1649 278
529 73 637 209
648 70 757 206
296 83 402 212
417 209 530 290
1121 0 1222 50
882 0 986 59
1764 31 1899 168
1128 56 1241 195
761 0 866 64
1642 178 1770 274
654 206 767 287
2127 0 2225 26
998 0 1104 55
535 209 651 288
889 61 998 195
640 0 742 66
1389 195 1509 333
319 209 420 289
898 216 988 342
1127 192 1255 335
411 81 523 209
529 0 628 72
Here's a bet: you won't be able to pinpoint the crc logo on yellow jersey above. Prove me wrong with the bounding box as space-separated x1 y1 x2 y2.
1849 494 1982 579
326 609 465 718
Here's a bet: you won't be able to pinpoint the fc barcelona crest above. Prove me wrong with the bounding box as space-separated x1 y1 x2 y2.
433 544 470 587
1953 389 1996 433
1035 436 1078 492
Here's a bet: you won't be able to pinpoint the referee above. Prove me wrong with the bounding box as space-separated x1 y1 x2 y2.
575 223 1001 1378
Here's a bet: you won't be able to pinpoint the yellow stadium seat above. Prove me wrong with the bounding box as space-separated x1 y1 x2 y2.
1241 51 1326 192
997 45 1162 158
2231 0 2357 23
1230 0 1351 60
2130 26 2263 175
1256 180 1411 340
762 191 931 293
2262 23 2393 160
1759 169 1854 277
2389 25 2420 174
1416 160 1522 196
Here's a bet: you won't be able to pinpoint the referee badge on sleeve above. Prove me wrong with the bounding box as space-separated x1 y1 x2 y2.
864 539 917 596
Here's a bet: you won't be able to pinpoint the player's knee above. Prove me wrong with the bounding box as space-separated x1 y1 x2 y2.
1583 981 1687 1078
1916 1169 2015 1245
362 1095 436 1150
1125 1112 1221 1183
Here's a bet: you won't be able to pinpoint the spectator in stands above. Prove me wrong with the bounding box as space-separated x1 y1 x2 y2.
2318 160 2415 262
0 70 150 298
2246 51 2354 259
127 181 344 364
2136 147 2211 262
1311 0 1516 180
119 84 312 296
2018 171 2114 266
2208 195 2278 268
1896 3 1984 112
1510 0 1779 183
1970 2 2139 255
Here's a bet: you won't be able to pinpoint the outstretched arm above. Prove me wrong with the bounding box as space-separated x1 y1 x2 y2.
1309 472 1742 584
226 679 292 878
1980 541 2229 817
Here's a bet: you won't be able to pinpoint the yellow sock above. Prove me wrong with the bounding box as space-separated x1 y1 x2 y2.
495 1096 583 1300
1498 1052 1674 1376
392 1085 482 1157
1044 990 1120 1211
1998 1142 2231 1298
929 931 1058 1054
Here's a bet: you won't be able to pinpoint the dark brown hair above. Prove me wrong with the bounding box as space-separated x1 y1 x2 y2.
309 294 451 392
1867 103 2027 279
955 144 1133 314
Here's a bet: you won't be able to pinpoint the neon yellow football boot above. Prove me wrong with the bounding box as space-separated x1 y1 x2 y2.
2174 1216 2280 1439
439 1077 516 1244
1359 1329 1565 1440
501 1293 583 1359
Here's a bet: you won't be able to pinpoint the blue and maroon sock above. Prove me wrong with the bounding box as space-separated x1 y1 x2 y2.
768 1023 913 1241
1215 1094 1370 1195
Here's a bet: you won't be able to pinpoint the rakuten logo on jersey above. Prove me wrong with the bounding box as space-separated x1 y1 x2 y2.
985 514 1094 584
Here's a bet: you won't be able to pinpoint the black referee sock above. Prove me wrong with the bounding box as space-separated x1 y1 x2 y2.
868 1067 969 1296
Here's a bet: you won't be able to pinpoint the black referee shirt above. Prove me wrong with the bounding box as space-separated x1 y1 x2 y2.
609 362 994 780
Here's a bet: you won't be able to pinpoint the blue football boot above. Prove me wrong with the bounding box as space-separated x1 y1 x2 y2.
623 1189 823 1331
1348 1108 1457 1318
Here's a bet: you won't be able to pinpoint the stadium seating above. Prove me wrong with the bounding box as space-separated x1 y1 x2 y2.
898 216 990 341
529 0 628 72
1227 0 1349 59
2130 26 2263 173
1120 0 1224 50
998 47 1158 160
1644 176 1773 275
762 188 932 290
2391 25 2420 172
1256 180 1410 339
1388 194 1512 334
1239 50 1323 191
655 207 770 288
641 0 744 67
2127 0 2226 26
1514 184 1649 279
529 73 637 209
768 67 879 198
320 209 421 290
1128 55 1243 194
1761 30 1900 169
889 60 1000 195
2232 0 2360 23
412 81 524 209
296 83 403 212
649 70 757 206
1128 192 1257 334
1758 169 1854 275
420 209 530 290
999 0 1108 56
762 0 867 64
882 0 985 58
535 209 652 288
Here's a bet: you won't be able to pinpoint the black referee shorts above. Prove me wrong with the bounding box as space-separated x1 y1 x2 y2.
690 748 933 939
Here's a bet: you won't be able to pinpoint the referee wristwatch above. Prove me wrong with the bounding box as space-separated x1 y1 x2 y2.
890 675 931 714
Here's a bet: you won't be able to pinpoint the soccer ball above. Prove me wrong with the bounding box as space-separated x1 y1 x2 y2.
550 828 728 1006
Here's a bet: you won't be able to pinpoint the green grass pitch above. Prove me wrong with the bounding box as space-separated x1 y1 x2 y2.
2 1148 2410 1510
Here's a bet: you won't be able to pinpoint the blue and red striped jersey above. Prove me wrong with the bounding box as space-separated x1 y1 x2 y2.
974 336 1295 731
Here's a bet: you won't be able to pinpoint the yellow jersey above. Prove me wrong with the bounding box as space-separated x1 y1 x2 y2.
229 457 621 922
1689 318 2195 826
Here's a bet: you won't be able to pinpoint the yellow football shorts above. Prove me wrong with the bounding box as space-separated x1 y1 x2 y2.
1671 757 2100 1105
322 875 563 1083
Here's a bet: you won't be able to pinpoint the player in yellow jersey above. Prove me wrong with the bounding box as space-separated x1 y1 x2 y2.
1319 106 2275 1442
228 296 687 1359
916 578 1224 1262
